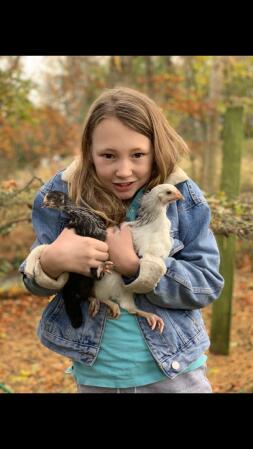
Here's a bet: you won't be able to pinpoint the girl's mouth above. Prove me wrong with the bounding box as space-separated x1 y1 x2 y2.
113 182 135 192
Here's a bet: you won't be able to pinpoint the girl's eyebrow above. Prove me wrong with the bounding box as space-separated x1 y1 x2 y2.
97 147 148 153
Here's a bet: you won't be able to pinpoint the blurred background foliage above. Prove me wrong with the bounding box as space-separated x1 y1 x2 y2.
0 55 253 278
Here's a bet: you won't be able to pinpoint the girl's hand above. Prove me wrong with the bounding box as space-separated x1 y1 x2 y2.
106 223 140 277
40 228 110 278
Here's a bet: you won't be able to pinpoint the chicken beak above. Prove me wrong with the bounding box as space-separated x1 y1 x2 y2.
41 196 48 208
174 190 184 201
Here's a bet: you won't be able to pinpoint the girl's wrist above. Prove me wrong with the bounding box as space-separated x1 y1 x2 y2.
120 255 140 277
40 245 63 279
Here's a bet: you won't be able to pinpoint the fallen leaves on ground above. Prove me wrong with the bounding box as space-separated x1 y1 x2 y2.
202 270 253 393
0 269 252 393
0 294 76 393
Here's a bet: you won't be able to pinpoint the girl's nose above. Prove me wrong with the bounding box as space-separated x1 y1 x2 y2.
115 160 133 177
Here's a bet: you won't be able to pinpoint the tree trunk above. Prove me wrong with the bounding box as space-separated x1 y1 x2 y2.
220 107 244 198
210 106 244 355
203 57 224 193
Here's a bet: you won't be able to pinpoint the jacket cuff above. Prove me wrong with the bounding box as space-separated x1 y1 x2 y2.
123 254 167 293
122 266 140 285
24 244 69 290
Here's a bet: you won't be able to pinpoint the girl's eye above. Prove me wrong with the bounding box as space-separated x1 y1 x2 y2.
133 153 145 158
100 152 146 159
102 154 115 159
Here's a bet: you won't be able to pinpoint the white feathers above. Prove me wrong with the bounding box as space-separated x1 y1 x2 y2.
128 183 182 259
130 214 172 259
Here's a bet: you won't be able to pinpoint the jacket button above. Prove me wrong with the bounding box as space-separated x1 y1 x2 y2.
171 361 180 371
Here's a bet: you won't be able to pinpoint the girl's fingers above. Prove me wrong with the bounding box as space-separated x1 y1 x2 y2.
94 251 110 262
85 237 109 253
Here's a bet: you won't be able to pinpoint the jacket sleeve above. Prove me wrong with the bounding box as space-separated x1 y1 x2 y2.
145 201 224 310
19 177 69 297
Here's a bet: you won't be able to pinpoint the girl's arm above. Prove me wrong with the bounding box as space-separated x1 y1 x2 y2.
106 224 140 277
40 228 109 278
19 178 109 296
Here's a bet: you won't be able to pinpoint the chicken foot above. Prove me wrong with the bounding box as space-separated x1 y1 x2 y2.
96 261 114 279
88 296 120 318
88 296 101 317
126 307 164 333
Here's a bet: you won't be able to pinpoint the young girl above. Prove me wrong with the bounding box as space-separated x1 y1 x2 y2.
20 87 224 393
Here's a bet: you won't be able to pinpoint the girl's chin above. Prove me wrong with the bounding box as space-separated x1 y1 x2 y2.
114 190 136 199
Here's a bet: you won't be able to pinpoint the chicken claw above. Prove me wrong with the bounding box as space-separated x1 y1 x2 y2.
131 309 164 333
98 298 121 319
145 314 164 333
88 296 101 317
106 302 121 319
125 307 164 333
96 261 114 279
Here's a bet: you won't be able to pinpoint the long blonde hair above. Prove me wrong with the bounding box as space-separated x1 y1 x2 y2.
70 87 189 225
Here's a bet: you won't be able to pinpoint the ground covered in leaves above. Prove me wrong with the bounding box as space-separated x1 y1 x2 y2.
0 269 253 393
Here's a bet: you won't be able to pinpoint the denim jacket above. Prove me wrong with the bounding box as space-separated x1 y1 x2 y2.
19 161 224 379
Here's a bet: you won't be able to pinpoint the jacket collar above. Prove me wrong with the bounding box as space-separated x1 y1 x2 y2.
165 166 189 185
61 158 189 186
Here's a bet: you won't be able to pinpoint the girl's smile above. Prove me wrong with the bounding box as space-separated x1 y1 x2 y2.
112 181 136 192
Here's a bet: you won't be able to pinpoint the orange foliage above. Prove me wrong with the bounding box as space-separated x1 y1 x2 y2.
0 180 17 190
0 106 80 163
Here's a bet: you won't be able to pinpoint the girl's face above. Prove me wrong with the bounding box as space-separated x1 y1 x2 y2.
91 117 154 200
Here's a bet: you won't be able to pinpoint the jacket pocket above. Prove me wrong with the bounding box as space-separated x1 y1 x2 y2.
39 293 99 344
163 309 203 347
169 230 184 257
41 294 82 342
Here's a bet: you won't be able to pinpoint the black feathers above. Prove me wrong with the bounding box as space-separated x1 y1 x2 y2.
42 191 107 328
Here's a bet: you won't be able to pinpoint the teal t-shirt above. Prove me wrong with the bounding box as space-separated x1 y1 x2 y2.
73 308 168 387
68 187 207 388
70 308 207 388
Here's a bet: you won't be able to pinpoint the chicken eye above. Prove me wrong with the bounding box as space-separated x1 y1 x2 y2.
167 191 172 195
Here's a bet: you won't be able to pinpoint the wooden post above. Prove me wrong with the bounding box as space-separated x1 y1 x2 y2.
210 106 243 355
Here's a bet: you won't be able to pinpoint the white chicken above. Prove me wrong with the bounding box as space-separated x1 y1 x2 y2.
92 184 184 333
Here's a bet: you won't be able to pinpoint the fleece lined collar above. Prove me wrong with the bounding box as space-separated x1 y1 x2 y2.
61 158 189 186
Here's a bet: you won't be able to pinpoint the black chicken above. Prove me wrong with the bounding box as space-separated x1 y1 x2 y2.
42 191 113 328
